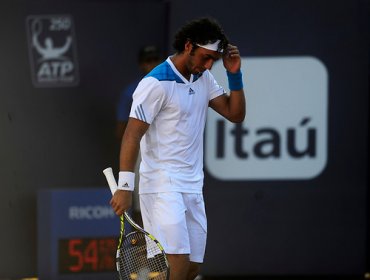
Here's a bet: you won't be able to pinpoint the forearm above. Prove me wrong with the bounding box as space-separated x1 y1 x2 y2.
112 118 147 214
228 88 246 122
120 133 140 172
219 44 246 122
118 136 139 192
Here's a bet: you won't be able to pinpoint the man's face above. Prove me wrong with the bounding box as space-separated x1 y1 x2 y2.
185 43 222 75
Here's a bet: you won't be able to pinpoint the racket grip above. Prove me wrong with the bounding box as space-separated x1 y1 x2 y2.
103 167 118 195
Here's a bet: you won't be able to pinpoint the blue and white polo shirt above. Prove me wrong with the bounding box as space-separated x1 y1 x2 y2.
129 57 225 194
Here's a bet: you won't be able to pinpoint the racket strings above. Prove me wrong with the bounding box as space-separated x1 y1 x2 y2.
117 232 168 280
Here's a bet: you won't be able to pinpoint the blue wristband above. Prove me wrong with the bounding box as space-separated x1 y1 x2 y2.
227 70 243 91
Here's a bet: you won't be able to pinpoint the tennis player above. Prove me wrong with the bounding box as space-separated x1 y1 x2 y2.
110 17 246 280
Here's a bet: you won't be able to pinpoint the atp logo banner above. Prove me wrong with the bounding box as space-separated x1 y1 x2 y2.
26 15 79 87
206 57 328 180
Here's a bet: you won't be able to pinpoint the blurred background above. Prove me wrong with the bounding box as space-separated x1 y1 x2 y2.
0 0 369 279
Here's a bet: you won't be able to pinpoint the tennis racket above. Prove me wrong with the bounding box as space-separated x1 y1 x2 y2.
103 167 169 280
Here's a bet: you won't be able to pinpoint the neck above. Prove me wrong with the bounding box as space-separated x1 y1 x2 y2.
170 53 191 81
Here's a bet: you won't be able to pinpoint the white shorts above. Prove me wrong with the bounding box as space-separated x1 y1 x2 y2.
139 192 207 263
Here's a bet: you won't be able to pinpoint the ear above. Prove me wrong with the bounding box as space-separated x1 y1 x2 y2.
184 41 193 54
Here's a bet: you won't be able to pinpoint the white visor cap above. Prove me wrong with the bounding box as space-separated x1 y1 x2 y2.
196 40 223 52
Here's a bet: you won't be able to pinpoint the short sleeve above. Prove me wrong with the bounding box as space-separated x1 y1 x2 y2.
206 70 226 101
129 77 166 124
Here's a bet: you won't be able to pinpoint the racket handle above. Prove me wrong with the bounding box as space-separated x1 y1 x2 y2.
103 167 118 195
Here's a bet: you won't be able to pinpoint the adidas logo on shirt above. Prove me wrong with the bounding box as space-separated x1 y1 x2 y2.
188 88 195 95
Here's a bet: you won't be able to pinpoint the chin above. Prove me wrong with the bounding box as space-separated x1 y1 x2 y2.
193 70 204 75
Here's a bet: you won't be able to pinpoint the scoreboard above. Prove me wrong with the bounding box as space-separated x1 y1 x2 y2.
37 188 125 280
58 237 117 274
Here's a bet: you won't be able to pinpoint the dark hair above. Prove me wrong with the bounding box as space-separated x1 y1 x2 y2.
172 17 229 53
